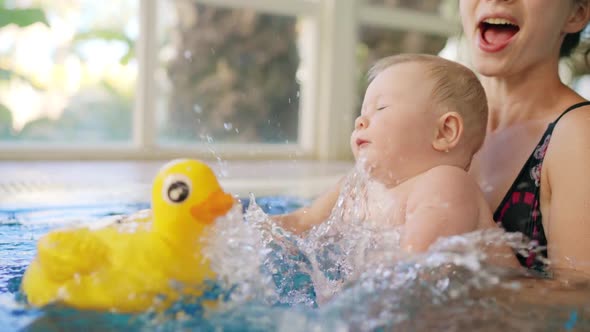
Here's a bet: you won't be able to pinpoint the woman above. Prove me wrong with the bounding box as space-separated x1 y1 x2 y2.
461 0 590 274
276 0 590 276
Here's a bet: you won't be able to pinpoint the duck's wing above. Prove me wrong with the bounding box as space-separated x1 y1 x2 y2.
36 228 111 282
86 209 152 230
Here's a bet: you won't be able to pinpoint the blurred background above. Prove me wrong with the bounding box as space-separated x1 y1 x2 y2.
1 0 589 162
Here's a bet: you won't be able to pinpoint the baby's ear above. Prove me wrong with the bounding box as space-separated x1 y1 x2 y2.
432 112 463 152
565 0 590 33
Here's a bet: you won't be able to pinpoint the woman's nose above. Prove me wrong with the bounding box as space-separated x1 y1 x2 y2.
355 115 369 129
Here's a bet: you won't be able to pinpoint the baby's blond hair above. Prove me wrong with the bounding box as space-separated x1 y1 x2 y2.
368 54 488 155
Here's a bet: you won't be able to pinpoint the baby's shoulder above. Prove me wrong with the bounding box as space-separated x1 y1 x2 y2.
408 165 482 208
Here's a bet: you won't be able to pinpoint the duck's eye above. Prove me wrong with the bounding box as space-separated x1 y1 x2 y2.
162 174 192 204
167 181 190 203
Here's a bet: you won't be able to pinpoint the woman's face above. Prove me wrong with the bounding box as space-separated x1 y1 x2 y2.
459 0 586 77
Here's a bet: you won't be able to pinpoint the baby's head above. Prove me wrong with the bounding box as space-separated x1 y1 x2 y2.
351 53 487 186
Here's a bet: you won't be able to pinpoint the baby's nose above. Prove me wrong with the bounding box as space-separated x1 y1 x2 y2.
355 115 368 129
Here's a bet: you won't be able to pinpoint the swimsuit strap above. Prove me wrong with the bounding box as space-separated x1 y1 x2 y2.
492 100 590 271
553 101 590 124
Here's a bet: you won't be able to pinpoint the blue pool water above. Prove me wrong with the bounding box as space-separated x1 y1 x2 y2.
2 196 590 331
0 197 312 331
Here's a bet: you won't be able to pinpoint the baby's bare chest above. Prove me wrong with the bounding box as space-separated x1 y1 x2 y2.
363 186 408 227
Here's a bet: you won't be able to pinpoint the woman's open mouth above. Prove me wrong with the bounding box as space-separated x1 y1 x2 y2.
477 17 520 53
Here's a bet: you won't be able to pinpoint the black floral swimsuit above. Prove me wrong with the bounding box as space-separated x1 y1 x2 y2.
493 101 590 270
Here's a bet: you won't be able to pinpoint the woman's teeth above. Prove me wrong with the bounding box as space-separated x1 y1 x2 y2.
483 18 516 26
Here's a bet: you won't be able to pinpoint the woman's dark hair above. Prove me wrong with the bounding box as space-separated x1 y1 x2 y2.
561 31 583 58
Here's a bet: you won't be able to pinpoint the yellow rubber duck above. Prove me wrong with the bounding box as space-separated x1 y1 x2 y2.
21 159 235 313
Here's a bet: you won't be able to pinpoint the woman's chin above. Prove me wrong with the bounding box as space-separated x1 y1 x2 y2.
471 57 512 78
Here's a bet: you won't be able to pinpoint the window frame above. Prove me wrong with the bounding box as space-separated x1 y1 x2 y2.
0 0 459 161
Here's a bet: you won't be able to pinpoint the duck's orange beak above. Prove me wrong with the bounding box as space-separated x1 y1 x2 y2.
190 190 235 224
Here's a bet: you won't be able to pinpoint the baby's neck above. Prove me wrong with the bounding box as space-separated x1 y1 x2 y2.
361 179 410 227
372 163 449 189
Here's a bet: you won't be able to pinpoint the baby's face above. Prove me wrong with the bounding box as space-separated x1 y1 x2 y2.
351 62 439 185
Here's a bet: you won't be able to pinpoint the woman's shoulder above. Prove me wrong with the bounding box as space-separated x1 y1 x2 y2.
551 100 590 140
553 97 590 121
544 100 590 172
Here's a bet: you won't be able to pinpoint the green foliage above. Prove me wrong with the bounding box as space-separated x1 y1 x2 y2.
0 67 10 80
0 66 43 90
0 6 48 29
0 3 49 140
0 103 13 137
0 4 135 142
0 4 48 87
15 89 132 142
0 103 11 121
73 29 135 65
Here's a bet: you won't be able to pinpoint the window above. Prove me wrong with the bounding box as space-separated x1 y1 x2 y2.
0 0 138 143
156 1 301 145
0 0 459 160
355 0 458 117
356 27 452 113
364 0 453 14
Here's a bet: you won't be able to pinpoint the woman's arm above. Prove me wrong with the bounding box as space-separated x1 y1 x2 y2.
544 107 590 274
272 179 343 235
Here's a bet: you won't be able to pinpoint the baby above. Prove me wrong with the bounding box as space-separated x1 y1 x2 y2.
275 54 515 260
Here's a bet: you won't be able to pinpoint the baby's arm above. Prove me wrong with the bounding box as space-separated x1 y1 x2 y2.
272 179 342 235
401 166 481 253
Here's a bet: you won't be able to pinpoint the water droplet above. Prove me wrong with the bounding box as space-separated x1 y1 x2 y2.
224 122 233 131
184 50 192 59
193 105 202 114
235 128 240 134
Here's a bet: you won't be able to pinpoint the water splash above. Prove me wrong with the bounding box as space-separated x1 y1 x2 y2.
201 201 276 306
296 162 405 303
242 161 542 329
4 163 590 330
243 195 317 308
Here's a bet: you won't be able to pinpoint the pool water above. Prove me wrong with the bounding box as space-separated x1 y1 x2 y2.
1 196 322 331
2 196 590 331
